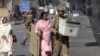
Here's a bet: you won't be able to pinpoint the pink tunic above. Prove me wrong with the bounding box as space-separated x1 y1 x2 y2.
35 19 52 56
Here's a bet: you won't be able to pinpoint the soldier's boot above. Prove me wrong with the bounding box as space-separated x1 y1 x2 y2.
21 38 27 46
32 55 34 56
21 32 30 46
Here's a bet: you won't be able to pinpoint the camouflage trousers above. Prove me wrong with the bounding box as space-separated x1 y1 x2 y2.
52 35 69 56
24 24 31 39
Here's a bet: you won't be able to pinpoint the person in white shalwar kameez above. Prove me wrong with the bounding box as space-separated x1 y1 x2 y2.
0 17 13 56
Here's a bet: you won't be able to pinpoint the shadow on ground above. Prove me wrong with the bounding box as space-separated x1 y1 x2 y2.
85 42 99 46
88 16 100 46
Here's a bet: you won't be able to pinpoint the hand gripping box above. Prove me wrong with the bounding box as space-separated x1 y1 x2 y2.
59 19 80 37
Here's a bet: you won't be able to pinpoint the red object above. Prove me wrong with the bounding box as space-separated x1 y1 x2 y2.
12 35 17 43
46 51 52 56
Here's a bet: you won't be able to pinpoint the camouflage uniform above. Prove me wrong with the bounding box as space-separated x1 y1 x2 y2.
21 12 33 46
24 13 32 37
50 16 69 56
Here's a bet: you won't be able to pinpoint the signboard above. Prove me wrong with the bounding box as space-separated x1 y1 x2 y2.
19 1 30 12
0 8 9 17
49 9 54 14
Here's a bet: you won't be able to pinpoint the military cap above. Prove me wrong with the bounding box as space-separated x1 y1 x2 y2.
58 6 65 11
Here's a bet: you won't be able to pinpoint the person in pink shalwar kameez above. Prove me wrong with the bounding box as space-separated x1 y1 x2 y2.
35 12 52 56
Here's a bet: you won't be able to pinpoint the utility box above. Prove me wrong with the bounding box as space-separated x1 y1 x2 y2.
59 19 80 37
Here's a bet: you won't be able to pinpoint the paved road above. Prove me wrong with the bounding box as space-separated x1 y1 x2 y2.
12 24 31 56
69 15 100 56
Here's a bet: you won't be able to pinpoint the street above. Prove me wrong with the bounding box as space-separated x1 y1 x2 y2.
0 0 100 56
11 15 100 56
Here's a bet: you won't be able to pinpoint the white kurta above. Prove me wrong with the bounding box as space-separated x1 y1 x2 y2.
0 23 13 52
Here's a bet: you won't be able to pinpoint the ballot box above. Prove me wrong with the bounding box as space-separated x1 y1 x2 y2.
59 19 80 37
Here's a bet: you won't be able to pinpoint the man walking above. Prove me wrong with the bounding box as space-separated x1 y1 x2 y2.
50 6 70 56
21 10 33 46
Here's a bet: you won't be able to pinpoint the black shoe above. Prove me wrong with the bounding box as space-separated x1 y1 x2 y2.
9 54 13 56
32 55 34 56
21 42 25 46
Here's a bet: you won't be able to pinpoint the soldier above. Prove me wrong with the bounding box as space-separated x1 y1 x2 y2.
21 9 33 46
50 6 70 56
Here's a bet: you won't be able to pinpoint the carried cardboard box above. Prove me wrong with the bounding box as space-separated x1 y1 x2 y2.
59 19 80 37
